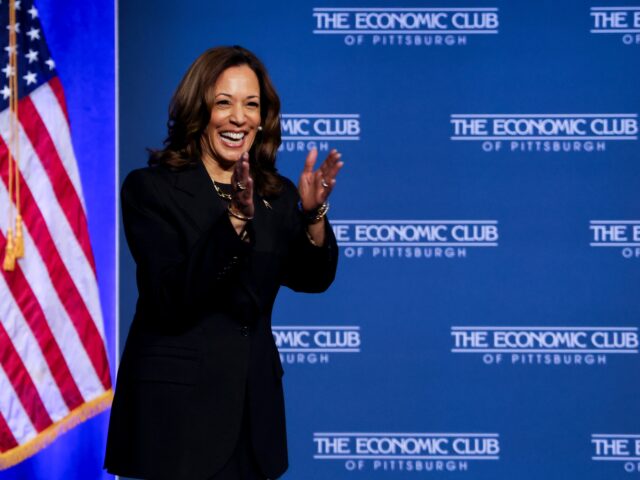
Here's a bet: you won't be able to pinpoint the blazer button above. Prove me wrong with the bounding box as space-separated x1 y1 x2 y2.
240 326 249 337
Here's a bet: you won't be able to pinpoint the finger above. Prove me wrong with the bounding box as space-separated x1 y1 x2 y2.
303 148 318 174
327 156 343 179
242 156 251 183
240 168 252 199
322 160 342 185
244 176 254 202
316 171 328 204
321 178 337 203
318 149 337 175
231 161 238 185
232 154 244 185
238 152 248 173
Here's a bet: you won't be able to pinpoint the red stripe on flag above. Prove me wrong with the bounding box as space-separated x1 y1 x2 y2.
0 321 52 432
17 96 96 274
0 140 111 391
48 77 69 123
0 413 18 453
0 232 85 411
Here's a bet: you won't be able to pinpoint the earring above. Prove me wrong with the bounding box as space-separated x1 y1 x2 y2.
257 126 263 131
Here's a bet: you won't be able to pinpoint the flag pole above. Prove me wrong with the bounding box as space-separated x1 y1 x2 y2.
2 0 18 271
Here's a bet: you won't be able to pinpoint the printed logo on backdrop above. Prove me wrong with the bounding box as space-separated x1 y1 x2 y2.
592 434 640 474
312 7 499 47
591 6 640 45
313 432 500 473
450 113 638 153
279 114 360 153
590 220 640 259
451 326 639 366
273 326 361 365
332 220 498 259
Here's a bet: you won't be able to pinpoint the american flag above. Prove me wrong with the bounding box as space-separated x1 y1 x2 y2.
0 0 112 469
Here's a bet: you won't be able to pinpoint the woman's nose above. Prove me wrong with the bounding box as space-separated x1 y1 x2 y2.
229 104 245 125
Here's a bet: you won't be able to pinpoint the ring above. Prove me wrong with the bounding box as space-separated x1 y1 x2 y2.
321 179 329 188
236 181 246 191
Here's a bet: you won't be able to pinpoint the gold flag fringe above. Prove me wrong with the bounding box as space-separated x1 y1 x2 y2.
0 389 114 470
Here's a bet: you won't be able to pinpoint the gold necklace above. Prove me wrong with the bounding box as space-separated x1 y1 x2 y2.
211 179 273 210
212 180 232 201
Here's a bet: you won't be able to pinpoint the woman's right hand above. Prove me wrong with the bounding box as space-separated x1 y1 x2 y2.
230 152 254 218
228 152 254 232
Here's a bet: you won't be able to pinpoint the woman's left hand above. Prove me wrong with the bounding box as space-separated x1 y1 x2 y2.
298 148 343 212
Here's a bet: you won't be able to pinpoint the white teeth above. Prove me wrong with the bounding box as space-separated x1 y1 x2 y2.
220 132 245 140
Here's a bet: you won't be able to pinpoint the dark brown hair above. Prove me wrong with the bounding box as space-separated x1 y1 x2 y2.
149 46 282 196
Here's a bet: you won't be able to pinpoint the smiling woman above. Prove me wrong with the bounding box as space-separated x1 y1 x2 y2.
104 45 343 480
148 47 284 198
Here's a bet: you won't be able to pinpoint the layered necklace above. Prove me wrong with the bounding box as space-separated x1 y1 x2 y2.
212 180 232 201
211 176 272 210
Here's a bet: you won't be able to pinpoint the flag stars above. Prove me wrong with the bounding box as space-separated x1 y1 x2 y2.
23 71 37 85
6 22 20 33
25 49 38 63
45 58 55 70
26 27 40 41
28 6 38 19
1 85 10 100
2 64 15 78
15 0 21 9
4 45 17 55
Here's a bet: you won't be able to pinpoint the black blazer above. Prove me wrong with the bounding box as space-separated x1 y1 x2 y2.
104 162 338 480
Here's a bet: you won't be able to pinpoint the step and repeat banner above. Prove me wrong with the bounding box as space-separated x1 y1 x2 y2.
119 1 639 479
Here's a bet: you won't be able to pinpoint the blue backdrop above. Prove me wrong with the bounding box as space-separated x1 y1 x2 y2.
117 1 639 480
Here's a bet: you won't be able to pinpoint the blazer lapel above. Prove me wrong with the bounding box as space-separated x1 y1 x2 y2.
171 161 264 313
171 162 225 233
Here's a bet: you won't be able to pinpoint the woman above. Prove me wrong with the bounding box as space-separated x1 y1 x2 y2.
104 46 342 479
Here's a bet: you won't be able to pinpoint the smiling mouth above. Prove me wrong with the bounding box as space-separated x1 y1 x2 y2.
219 131 246 147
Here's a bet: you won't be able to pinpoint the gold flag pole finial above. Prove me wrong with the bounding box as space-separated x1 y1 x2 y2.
11 0 22 259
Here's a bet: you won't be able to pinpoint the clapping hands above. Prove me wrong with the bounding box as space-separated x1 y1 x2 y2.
298 148 343 212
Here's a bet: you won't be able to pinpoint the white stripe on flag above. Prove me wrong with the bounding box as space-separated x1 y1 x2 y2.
29 83 86 212
0 365 37 445
0 184 104 401
0 110 106 340
0 274 69 422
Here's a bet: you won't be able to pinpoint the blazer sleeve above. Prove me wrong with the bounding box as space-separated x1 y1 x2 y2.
280 179 338 293
121 169 251 317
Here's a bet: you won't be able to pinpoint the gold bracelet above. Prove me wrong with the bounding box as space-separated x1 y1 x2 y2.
227 205 254 221
300 202 329 224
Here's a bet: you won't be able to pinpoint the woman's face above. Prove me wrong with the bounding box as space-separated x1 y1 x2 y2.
205 64 261 166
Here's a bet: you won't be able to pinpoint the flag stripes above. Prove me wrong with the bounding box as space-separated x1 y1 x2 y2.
0 249 84 410
17 97 96 273
0 321 52 432
0 139 110 391
0 414 17 453
0 0 112 465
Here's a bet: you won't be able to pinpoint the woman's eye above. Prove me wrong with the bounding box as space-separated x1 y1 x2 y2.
248 102 260 108
216 100 230 106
